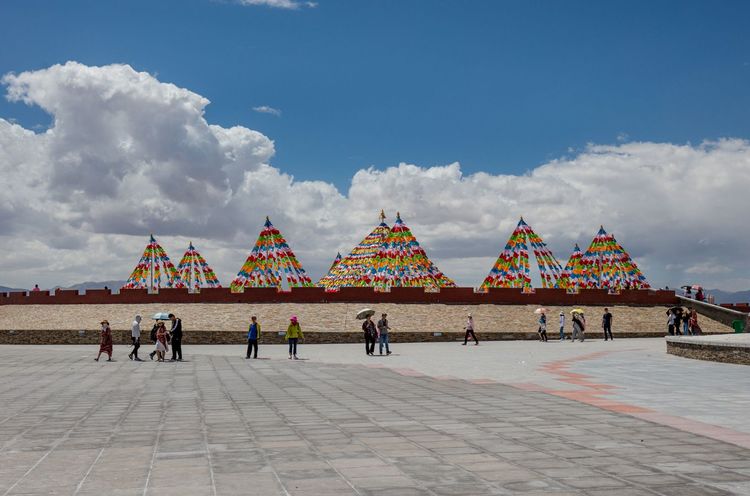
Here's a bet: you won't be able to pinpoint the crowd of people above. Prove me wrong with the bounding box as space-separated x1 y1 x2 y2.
94 305 704 361
535 307 615 343
666 306 702 335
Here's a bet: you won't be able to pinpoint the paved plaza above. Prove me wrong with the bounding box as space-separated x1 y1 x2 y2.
1 341 749 495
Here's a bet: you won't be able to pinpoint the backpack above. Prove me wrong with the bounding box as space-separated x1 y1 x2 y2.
150 325 158 343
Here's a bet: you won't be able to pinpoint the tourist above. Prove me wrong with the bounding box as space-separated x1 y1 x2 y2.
558 311 565 341
463 313 478 345
689 308 702 335
696 288 705 302
682 308 691 336
129 314 142 361
571 312 585 342
286 316 303 360
95 320 113 361
154 322 169 362
169 313 183 361
377 313 392 355
674 307 684 335
32 284 40 292
602 308 613 341
362 315 377 356
667 309 676 336
537 312 548 342
246 315 260 359
148 322 159 360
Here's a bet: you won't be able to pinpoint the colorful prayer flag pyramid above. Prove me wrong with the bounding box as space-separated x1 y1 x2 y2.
480 218 567 290
561 243 584 288
327 252 343 273
318 210 391 288
175 242 221 290
571 226 650 289
367 212 456 290
230 217 313 291
122 234 183 290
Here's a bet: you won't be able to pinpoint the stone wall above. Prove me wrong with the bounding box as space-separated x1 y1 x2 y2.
0 302 729 345
667 340 750 366
676 296 748 328
1 287 678 306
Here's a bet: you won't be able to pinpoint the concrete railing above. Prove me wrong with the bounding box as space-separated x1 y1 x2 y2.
676 295 749 329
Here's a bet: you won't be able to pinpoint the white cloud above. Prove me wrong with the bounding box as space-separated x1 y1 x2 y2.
236 0 316 9
1 62 750 292
252 105 281 117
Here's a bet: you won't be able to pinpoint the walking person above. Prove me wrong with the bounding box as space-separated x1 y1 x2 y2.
148 321 159 360
246 315 260 359
286 316 303 360
95 320 113 361
688 308 702 335
667 309 676 336
537 312 548 342
362 315 377 356
463 313 479 345
682 309 691 336
129 315 143 361
154 322 170 362
558 311 566 341
571 312 585 342
602 308 614 341
377 313 392 355
169 313 183 361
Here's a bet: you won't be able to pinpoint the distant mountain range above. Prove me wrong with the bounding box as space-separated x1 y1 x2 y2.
0 281 126 293
56 280 126 292
0 285 25 292
706 289 750 304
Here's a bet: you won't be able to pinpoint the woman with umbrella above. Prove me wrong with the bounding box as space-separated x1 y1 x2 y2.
95 320 113 361
358 309 377 356
694 285 705 302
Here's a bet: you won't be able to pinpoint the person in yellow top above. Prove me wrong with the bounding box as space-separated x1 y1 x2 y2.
286 315 304 360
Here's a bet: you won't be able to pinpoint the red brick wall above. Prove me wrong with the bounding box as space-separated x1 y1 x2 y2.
0 287 678 306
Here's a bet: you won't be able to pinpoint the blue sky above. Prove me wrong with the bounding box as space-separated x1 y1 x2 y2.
1 0 749 191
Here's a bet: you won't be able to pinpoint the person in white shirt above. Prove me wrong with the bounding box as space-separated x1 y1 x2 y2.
558 311 565 341
129 315 142 361
462 314 478 345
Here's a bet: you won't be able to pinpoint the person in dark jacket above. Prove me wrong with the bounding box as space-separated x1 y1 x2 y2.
246 316 260 359
602 308 613 341
362 315 377 356
169 314 183 361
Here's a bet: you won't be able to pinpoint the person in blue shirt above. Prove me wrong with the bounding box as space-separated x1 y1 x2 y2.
246 316 261 359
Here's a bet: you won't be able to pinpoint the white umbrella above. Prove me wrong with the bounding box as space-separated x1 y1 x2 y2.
534 308 547 315
356 308 375 320
151 312 171 320
691 284 702 290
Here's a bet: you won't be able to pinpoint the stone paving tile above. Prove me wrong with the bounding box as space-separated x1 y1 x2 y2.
0 347 749 495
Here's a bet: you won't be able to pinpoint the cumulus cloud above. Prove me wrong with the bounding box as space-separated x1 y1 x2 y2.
236 0 317 9
1 62 749 291
252 105 281 117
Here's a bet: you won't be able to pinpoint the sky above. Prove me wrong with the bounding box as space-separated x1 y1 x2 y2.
0 0 749 291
